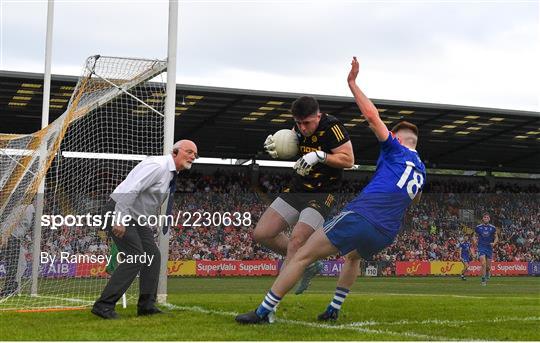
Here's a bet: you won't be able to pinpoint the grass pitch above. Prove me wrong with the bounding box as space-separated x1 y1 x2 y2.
1 276 539 340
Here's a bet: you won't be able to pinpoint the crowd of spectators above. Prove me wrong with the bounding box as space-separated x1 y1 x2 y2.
36 169 539 263
168 170 539 262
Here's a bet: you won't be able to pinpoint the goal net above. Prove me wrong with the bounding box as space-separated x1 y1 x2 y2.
0 55 168 311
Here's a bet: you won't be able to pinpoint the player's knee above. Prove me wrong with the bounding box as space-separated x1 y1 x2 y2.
290 247 313 268
344 252 361 263
288 234 308 254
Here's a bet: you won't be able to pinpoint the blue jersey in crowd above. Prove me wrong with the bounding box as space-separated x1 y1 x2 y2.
459 241 471 260
345 132 426 238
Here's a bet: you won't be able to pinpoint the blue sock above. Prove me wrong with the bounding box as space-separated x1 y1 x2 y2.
256 290 281 318
328 287 349 312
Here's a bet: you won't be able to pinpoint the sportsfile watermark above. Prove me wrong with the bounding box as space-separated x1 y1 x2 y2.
40 211 252 230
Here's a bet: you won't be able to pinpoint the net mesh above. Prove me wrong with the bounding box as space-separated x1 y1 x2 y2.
0 55 167 310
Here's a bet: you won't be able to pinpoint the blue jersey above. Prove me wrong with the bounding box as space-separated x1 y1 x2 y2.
459 242 471 259
475 224 496 248
345 132 426 238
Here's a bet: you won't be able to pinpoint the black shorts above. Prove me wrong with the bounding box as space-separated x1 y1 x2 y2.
279 192 336 219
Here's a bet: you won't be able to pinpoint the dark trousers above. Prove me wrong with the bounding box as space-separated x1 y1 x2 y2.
2 236 22 292
94 222 161 311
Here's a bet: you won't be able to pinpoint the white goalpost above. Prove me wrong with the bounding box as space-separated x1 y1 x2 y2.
1 0 179 312
0 55 171 311
158 0 179 305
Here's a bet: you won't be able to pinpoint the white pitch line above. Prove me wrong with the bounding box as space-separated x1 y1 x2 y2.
362 292 539 300
290 290 490 299
347 316 540 327
352 292 539 300
0 295 92 312
363 292 489 299
376 293 539 300
33 295 94 305
163 303 459 341
0 294 93 306
278 317 455 341
299 290 539 300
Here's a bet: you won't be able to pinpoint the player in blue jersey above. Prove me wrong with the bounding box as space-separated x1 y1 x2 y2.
236 57 426 324
458 235 472 281
474 213 498 286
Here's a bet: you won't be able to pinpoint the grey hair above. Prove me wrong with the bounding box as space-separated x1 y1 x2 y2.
172 141 183 154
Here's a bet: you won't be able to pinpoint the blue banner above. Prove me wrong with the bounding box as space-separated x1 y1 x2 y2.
528 262 540 275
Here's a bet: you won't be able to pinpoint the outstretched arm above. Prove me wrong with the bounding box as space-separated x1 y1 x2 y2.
347 57 389 142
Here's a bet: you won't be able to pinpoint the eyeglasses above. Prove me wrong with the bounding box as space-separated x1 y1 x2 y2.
179 147 199 159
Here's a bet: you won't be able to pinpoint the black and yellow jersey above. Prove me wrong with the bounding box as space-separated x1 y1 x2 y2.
289 113 350 192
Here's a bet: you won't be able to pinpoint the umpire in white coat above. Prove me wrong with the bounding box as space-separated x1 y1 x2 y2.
92 140 198 319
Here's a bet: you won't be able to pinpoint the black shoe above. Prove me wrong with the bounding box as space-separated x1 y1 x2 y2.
317 309 339 321
235 310 269 324
91 306 118 319
137 307 164 316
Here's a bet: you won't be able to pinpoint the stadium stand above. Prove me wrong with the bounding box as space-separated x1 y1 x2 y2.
26 169 538 267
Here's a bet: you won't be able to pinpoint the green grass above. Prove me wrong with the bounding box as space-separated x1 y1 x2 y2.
1 276 539 340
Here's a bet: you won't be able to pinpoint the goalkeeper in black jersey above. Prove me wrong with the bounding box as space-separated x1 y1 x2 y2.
255 96 354 295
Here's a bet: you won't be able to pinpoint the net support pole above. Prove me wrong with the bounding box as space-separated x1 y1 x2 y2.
157 0 178 304
31 0 54 296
